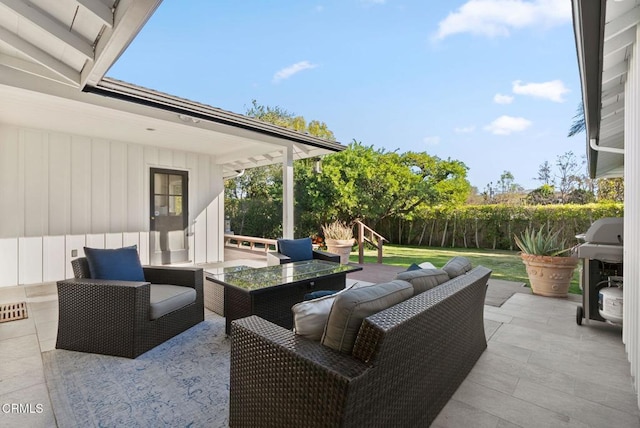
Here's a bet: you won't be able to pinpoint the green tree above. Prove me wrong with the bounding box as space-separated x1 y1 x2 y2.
299 142 470 227
526 184 556 205
567 101 586 137
227 102 471 239
226 101 336 237
245 100 335 141
555 151 582 203
536 161 553 185
597 178 624 202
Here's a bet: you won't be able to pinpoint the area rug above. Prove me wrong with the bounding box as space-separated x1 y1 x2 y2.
43 317 230 428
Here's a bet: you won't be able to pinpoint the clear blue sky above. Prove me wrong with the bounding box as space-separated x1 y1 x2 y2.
108 0 583 191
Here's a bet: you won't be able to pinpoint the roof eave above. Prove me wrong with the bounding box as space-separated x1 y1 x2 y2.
572 0 606 178
86 78 345 154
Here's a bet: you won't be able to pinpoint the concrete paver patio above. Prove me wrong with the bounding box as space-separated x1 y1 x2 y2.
0 249 637 427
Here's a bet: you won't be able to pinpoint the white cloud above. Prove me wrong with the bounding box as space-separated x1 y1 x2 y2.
423 136 441 146
494 93 514 104
454 126 476 133
433 0 571 40
484 115 532 135
272 61 318 83
314 5 324 12
512 79 569 102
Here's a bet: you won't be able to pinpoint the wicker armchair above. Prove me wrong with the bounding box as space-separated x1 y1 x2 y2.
56 258 204 358
267 237 340 265
230 266 491 427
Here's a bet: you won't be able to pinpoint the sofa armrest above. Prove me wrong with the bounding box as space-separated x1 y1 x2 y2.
267 251 291 265
312 250 341 263
230 316 369 427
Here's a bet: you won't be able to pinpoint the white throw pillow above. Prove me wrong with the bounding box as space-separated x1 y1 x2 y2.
418 261 436 269
292 282 365 341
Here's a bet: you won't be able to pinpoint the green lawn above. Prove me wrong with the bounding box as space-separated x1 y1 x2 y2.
350 244 582 295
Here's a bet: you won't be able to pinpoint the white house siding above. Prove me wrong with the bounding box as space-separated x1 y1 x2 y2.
0 124 224 287
624 25 640 407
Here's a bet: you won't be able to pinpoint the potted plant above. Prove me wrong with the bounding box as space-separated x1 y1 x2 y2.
514 226 578 297
322 220 354 264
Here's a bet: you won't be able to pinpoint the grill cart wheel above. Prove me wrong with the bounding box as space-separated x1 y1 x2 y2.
576 305 584 326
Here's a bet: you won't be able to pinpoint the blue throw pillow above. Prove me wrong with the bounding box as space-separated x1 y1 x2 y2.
406 263 422 271
84 246 145 281
278 238 313 262
304 290 338 301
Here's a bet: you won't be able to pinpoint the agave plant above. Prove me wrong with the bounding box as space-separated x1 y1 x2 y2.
514 226 572 257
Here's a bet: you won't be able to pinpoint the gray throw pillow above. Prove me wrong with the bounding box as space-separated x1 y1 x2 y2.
395 269 450 294
442 256 473 278
321 280 414 354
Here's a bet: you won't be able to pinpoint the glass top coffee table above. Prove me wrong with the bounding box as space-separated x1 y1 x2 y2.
206 260 362 334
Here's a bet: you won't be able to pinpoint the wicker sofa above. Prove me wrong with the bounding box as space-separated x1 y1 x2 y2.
56 257 204 358
229 265 491 427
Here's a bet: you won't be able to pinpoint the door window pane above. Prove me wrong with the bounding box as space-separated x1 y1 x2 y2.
169 196 183 216
154 173 168 195
169 175 183 195
154 195 168 216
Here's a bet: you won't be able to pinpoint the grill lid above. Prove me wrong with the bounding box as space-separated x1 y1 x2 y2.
584 217 623 245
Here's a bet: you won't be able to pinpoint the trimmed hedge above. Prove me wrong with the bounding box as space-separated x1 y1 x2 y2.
376 203 624 251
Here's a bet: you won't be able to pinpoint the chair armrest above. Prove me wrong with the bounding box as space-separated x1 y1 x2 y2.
312 250 341 263
230 316 370 427
267 251 291 265
143 266 203 289
57 278 152 324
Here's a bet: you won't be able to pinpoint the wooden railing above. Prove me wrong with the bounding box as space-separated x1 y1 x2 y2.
224 234 277 252
355 220 387 264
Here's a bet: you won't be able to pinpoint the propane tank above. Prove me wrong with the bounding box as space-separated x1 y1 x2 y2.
598 287 623 324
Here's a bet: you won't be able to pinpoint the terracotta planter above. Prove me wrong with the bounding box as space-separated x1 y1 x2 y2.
325 238 354 264
520 253 578 298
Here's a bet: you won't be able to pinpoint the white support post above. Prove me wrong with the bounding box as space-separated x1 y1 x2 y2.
282 145 294 239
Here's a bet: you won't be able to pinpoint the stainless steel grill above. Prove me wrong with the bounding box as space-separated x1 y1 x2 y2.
576 217 623 325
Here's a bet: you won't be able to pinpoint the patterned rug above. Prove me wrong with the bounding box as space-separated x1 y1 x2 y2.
43 316 230 428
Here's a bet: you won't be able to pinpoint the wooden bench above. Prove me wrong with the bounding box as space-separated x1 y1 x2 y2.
224 234 277 252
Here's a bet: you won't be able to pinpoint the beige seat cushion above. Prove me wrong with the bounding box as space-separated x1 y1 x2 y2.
149 284 196 320
321 280 413 354
395 269 450 294
442 256 473 278
292 281 368 341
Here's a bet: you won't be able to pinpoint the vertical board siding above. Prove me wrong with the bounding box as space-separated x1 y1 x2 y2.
624 29 640 408
110 142 127 233
0 239 18 286
0 127 19 237
43 235 65 282
48 134 71 235
0 124 224 286
194 211 207 264
138 232 150 265
18 236 43 284
91 140 110 233
70 136 92 234
86 234 105 249
22 130 49 237
105 233 123 249
127 145 145 231
65 235 86 279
